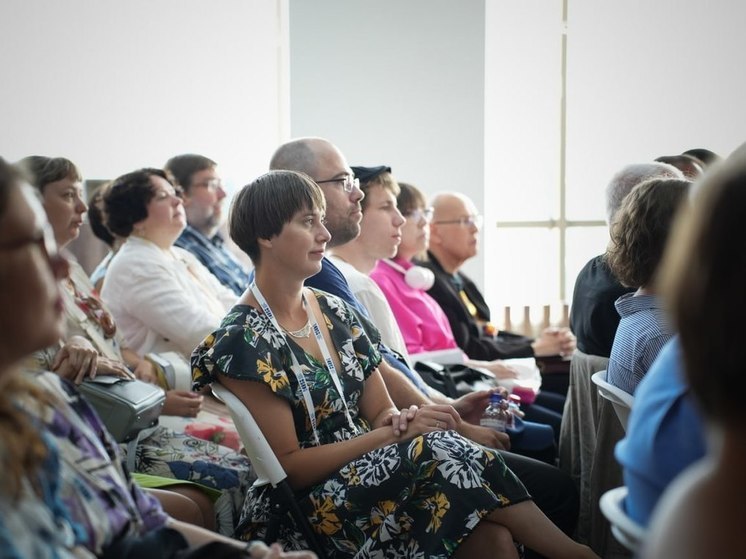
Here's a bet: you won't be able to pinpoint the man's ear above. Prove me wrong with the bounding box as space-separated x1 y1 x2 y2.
428 223 442 246
257 237 272 250
179 188 192 207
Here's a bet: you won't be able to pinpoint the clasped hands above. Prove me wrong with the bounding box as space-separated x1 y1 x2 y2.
383 403 461 439
532 326 576 357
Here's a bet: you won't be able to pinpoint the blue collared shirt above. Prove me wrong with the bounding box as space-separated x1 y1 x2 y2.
174 225 250 296
607 292 673 394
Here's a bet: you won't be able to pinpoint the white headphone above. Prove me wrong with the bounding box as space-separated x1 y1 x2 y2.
381 259 435 291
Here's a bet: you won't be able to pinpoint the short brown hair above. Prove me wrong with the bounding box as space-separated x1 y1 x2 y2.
164 154 216 192
360 171 400 211
606 178 690 287
18 156 81 192
396 181 427 216
229 170 325 265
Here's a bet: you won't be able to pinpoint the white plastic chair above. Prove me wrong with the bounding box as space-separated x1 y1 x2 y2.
599 486 646 553
211 383 328 558
591 370 635 431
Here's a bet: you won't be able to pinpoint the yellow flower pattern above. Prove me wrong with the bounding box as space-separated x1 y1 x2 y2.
310 495 341 536
256 352 288 392
422 491 451 534
191 289 530 558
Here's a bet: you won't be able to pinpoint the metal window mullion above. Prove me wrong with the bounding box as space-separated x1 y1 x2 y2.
559 0 569 301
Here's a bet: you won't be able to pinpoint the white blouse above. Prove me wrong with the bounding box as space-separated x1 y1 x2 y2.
101 236 236 357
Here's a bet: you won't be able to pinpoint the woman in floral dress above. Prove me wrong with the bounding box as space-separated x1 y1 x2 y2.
193 170 597 559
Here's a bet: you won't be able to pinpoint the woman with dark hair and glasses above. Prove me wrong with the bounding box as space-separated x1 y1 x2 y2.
99 167 259 530
101 168 237 359
193 169 598 558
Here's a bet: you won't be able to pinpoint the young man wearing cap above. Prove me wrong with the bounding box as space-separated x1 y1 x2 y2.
269 139 580 546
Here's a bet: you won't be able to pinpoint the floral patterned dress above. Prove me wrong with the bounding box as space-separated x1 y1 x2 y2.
193 289 530 558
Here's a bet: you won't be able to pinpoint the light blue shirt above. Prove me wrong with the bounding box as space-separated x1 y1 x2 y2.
615 338 706 526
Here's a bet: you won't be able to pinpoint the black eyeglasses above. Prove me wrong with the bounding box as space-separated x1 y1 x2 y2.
316 175 360 193
192 178 223 192
432 215 483 228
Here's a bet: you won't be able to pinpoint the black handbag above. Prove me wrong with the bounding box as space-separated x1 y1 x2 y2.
414 360 497 398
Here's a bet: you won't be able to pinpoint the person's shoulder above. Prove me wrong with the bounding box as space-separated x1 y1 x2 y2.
311 287 352 312
29 370 69 396
172 245 201 263
193 305 279 383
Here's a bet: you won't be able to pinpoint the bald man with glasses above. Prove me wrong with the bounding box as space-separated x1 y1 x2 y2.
422 192 576 364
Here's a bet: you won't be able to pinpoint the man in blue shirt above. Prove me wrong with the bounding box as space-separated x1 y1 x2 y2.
165 154 250 296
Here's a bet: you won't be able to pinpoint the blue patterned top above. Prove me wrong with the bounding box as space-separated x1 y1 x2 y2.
1 372 169 557
175 225 250 296
607 292 673 394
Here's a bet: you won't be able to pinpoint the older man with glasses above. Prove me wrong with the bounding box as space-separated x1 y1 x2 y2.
165 154 250 296
421 192 575 363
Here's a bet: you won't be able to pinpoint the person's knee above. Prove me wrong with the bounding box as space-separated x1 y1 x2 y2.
148 487 208 528
493 523 516 549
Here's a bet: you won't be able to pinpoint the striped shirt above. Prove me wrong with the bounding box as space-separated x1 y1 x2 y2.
174 225 250 296
607 292 673 395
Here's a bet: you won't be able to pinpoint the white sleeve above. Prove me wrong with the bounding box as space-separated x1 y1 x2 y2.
106 259 224 357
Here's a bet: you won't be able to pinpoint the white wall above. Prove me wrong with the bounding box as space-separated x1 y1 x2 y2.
5 1 745 308
0 0 288 191
288 0 487 283
483 1 746 313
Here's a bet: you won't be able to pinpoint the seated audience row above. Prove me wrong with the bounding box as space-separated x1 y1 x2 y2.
267 138 584 557
643 142 746 559
0 157 312 558
19 157 254 534
329 168 562 460
14 136 719 557
191 165 597 558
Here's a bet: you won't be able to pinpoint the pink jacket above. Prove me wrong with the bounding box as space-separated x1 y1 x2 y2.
370 257 460 355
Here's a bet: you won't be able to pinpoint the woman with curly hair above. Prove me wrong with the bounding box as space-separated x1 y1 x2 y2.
605 177 690 394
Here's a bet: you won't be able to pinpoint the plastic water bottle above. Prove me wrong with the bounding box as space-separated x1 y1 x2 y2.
507 394 522 428
480 393 508 432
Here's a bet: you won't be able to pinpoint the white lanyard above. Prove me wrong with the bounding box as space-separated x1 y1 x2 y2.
250 283 358 445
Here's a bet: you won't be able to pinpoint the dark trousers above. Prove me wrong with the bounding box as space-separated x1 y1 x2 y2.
500 450 579 559
523 390 566 444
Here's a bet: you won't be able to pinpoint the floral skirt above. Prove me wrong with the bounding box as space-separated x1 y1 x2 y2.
237 430 530 558
124 425 255 535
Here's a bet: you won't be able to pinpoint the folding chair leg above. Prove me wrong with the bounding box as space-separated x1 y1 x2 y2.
266 482 329 559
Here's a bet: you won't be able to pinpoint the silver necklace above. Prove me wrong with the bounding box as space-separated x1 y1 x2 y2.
282 319 312 339
281 299 312 338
